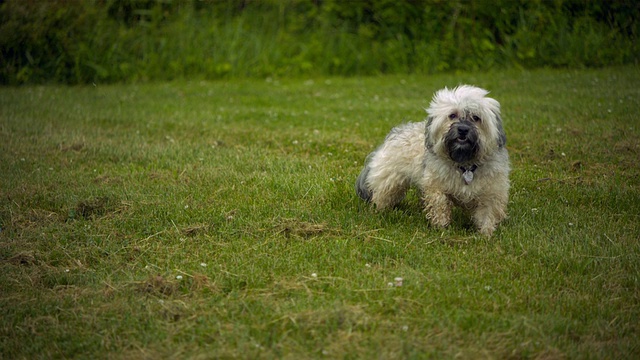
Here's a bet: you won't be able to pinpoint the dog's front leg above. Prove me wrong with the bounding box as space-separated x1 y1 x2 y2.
471 198 507 237
423 191 452 228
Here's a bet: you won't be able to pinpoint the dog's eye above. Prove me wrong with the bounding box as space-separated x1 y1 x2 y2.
472 115 481 122
448 113 457 119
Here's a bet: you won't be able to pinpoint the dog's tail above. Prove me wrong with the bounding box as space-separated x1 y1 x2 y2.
355 165 373 202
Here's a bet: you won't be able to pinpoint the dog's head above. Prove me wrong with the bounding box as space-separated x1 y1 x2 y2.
425 85 506 165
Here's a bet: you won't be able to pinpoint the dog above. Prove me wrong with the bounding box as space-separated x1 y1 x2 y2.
355 85 510 236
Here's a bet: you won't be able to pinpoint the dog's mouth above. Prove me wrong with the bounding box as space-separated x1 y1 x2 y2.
452 138 475 151
446 127 479 163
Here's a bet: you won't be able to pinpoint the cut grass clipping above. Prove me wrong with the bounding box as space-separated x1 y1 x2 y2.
1 67 639 358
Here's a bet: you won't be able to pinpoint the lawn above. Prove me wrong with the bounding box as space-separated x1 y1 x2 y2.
1 67 639 358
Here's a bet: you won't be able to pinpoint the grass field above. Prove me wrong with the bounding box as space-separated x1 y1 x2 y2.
1 67 639 358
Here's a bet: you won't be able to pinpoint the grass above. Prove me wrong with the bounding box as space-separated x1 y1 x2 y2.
4 1 639 85
1 66 639 358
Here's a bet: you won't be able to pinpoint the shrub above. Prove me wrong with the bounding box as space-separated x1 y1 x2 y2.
0 0 638 84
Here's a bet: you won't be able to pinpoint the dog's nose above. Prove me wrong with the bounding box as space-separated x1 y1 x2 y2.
457 124 470 138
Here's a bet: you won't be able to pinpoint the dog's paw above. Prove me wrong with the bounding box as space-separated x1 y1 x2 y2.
478 225 496 237
426 211 451 229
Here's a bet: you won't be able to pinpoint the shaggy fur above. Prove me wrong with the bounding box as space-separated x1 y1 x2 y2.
355 85 510 236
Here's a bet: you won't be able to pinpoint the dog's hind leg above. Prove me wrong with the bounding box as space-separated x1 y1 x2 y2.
367 170 410 210
355 162 410 209
355 164 373 202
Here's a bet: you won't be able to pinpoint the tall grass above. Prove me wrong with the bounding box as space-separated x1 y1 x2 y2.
1 0 638 84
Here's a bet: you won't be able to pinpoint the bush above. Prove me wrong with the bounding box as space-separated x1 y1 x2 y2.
0 0 638 84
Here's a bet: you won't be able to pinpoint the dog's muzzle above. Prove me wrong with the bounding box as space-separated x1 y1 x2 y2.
445 122 479 163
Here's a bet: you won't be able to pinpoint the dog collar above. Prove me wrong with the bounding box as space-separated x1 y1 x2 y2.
459 164 478 185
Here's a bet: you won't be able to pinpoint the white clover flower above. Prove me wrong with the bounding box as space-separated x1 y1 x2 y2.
176 275 183 280
394 277 403 287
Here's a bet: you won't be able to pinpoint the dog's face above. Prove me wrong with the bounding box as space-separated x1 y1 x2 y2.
425 85 506 164
443 112 481 163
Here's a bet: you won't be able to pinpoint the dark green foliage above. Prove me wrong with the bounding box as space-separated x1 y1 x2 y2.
1 0 638 84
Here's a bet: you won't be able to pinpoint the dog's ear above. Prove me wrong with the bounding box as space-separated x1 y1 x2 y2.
494 111 507 147
426 116 434 127
424 116 434 150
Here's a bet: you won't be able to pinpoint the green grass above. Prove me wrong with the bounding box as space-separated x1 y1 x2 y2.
1 67 639 358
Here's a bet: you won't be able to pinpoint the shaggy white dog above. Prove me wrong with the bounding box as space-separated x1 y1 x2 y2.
356 85 510 236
